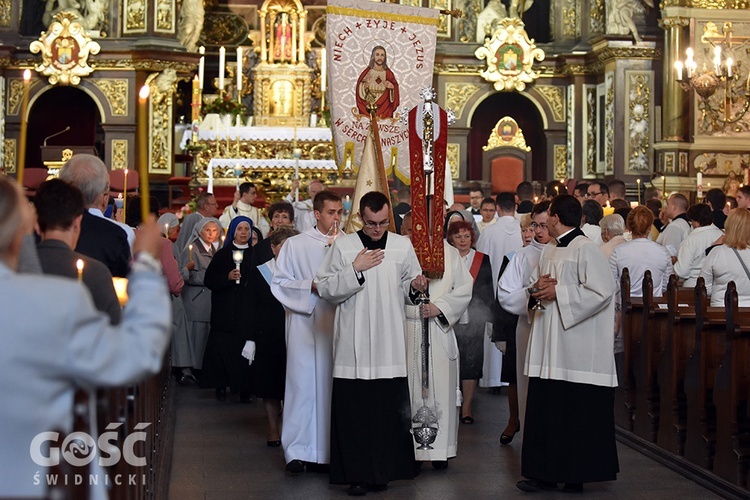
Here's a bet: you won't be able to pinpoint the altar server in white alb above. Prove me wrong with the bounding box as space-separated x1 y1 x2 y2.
517 194 619 494
270 191 343 474
405 239 472 468
315 191 427 495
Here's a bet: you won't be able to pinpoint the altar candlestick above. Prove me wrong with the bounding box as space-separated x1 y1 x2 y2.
17 70 31 186
198 46 205 90
636 178 641 205
320 48 327 92
76 259 84 283
138 85 151 223
219 46 226 91
236 47 243 96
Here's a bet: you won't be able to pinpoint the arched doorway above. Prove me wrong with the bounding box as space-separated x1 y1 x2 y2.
468 91 545 182
26 86 102 169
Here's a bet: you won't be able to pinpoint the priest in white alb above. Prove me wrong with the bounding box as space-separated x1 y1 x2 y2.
270 191 343 474
517 194 619 494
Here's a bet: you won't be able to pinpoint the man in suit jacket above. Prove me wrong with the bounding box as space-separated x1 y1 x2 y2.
0 176 171 498
59 154 131 277
34 179 122 325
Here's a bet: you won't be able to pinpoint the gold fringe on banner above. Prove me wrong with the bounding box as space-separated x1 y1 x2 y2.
326 6 441 27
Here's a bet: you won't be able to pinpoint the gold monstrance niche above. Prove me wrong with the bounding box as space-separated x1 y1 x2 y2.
254 0 313 126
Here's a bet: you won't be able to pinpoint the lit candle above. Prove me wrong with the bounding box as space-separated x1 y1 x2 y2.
112 277 129 306
76 259 84 283
138 85 151 223
603 200 615 216
534 196 538 204
232 250 243 284
636 178 641 205
555 185 559 195
191 75 201 122
320 48 327 92
727 57 733 78
189 244 194 263
218 46 226 91
17 69 31 186
122 168 128 223
236 47 243 94
198 46 205 90
674 61 683 81
164 223 169 237
697 171 703 199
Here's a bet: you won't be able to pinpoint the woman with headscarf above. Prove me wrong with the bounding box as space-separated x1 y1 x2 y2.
201 216 255 401
181 217 222 383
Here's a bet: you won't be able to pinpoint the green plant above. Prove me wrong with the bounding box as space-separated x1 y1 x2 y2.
203 95 248 117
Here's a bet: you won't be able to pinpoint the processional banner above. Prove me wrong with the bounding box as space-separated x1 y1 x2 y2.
326 0 440 183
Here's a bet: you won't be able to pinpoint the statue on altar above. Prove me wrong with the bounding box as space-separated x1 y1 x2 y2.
476 0 507 42
43 0 107 31
273 12 293 61
356 46 400 119
177 0 205 52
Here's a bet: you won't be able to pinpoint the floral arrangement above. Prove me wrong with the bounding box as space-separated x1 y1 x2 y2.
203 94 248 117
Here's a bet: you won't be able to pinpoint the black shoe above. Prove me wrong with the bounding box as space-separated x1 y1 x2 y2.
432 460 448 470
347 483 367 496
215 387 227 401
177 373 198 386
563 483 583 493
306 462 330 473
285 459 305 475
500 423 521 445
516 479 557 493
266 440 281 447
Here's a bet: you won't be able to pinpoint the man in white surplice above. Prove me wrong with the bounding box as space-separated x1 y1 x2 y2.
475 192 523 388
285 179 325 233
405 240 472 466
270 191 343 474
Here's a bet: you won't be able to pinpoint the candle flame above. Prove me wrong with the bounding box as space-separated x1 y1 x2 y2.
606 200 611 208
23 69 31 82
76 259 84 272
139 85 150 101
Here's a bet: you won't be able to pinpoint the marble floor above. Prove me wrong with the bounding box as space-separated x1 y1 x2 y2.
168 384 719 499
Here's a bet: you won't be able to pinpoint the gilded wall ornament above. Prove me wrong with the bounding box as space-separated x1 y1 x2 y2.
434 62 484 75
475 18 545 92
146 69 179 173
156 0 176 33
562 0 578 38
0 0 10 27
626 72 651 172
584 86 597 178
124 0 147 33
483 116 531 151
445 83 480 120
590 0 605 34
111 140 128 171
3 139 16 175
29 12 101 86
91 79 129 116
430 0 452 37
535 85 565 122
447 143 460 178
605 72 614 175
554 144 568 180
566 84 574 179
201 11 250 46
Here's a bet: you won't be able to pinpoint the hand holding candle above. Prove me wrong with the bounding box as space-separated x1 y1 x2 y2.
232 250 243 284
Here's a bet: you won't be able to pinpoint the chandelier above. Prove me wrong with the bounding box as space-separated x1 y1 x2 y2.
674 22 750 131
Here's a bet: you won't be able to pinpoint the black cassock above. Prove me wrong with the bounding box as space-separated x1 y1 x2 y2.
201 243 253 394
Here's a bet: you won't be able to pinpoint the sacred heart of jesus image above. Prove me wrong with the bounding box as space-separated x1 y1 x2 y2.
355 45 400 119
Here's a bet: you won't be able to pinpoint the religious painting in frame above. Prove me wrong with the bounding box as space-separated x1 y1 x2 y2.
664 152 675 174
679 152 688 174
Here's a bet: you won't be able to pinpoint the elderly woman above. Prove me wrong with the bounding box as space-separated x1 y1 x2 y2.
201 216 255 402
700 208 750 306
446 220 494 425
520 213 534 246
181 217 222 383
248 225 299 446
599 214 627 259
610 206 673 298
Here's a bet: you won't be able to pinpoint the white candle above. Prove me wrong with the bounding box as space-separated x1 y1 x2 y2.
674 61 683 81
320 48 327 92
236 47 243 92
697 172 703 198
727 57 733 77
218 46 226 91
189 244 193 263
714 46 722 74
198 46 205 90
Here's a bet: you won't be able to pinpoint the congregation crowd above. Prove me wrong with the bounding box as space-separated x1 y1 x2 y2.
3 153 750 498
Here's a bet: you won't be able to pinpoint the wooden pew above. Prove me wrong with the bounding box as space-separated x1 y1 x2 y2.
616 268 644 431
633 271 670 443
684 278 726 470
713 282 750 486
657 276 695 455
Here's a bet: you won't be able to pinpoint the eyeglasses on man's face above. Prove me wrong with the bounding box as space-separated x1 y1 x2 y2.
363 219 390 229
586 192 603 198
530 222 548 229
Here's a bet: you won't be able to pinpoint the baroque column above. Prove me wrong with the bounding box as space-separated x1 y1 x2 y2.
659 16 690 142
